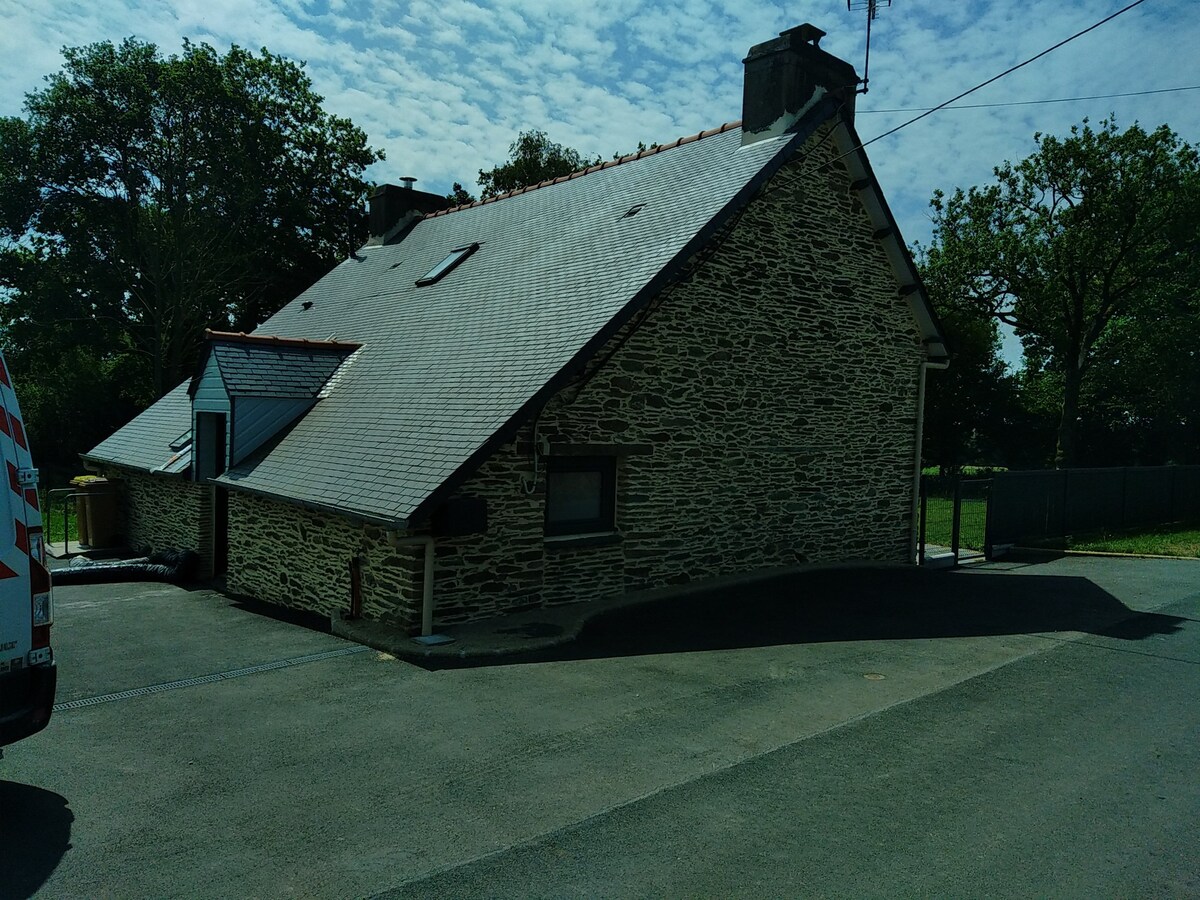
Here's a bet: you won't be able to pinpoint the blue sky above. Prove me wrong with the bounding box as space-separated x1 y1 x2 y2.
2 0 1198 364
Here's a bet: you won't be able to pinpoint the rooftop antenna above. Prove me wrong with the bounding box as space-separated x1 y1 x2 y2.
847 0 891 93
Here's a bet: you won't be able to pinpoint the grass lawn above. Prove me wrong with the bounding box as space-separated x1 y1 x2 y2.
1068 524 1200 558
39 489 78 544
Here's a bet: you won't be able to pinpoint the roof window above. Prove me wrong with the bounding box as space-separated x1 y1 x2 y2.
416 243 479 286
622 204 645 218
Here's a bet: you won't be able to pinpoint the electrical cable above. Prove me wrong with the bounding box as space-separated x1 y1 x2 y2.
854 0 1151 152
859 84 1200 114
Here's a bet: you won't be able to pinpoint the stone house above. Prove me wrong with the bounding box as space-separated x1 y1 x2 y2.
85 24 947 636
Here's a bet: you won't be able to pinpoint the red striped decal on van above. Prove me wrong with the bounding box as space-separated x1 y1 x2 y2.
9 414 26 449
0 561 17 579
25 488 38 510
0 412 9 436
15 520 27 554
0 357 9 388
7 461 19 496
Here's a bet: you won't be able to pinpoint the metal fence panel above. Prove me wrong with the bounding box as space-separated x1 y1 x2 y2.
1064 467 1124 535
988 465 1200 548
988 469 1065 547
918 476 991 564
1124 467 1174 527
1178 467 1200 521
957 479 990 553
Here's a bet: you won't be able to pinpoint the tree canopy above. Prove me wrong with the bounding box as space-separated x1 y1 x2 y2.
922 118 1200 467
915 263 1023 472
476 129 587 200
0 37 382 465
449 130 660 207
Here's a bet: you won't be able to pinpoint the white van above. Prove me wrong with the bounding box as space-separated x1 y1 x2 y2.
0 350 55 752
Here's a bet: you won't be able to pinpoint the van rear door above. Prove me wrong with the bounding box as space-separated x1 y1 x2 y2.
0 351 55 750
0 364 32 674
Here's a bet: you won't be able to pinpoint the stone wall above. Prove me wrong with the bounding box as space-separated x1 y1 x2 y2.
430 122 924 623
111 122 927 634
224 491 420 625
119 472 212 572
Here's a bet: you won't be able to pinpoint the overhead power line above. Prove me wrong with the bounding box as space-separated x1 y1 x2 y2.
857 0 1151 151
859 84 1200 114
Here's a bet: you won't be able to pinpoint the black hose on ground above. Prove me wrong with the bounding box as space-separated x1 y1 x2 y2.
52 549 200 586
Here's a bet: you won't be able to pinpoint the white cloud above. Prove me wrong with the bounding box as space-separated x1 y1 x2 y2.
2 0 1197 284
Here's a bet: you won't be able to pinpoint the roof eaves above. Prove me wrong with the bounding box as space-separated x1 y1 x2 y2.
425 120 745 219
79 453 184 478
832 114 950 359
213 474 405 529
206 330 362 352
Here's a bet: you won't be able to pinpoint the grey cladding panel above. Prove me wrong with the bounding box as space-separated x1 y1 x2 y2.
232 396 314 465
193 357 231 414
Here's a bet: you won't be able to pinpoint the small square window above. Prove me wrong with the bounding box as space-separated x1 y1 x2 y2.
546 456 616 537
416 243 479 286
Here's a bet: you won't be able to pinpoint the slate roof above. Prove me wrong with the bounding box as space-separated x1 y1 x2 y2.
201 335 358 400
86 382 192 473
85 99 942 526
216 120 807 524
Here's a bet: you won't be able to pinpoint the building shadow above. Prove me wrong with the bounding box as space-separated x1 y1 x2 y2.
420 566 1187 669
0 780 73 899
226 594 333 633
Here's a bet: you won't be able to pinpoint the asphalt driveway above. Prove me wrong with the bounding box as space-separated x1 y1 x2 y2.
2 554 1197 898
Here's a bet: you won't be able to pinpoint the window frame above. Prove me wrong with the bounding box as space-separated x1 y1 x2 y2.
415 242 479 286
544 455 617 538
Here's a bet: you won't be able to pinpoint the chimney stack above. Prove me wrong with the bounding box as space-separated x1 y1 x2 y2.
742 24 859 144
367 180 451 245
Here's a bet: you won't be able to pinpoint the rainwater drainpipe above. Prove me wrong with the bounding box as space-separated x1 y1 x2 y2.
910 358 949 562
388 534 437 637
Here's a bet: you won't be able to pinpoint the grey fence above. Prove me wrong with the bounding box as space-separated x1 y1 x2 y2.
987 465 1200 549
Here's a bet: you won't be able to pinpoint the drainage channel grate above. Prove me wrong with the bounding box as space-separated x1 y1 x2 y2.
53 644 370 712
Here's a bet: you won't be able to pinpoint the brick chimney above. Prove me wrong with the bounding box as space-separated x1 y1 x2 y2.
367 179 451 245
742 24 859 144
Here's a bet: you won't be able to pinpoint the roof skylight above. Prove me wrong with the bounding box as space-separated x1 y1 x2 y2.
416 243 479 286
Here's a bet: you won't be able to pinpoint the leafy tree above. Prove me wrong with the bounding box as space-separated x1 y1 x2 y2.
477 130 586 199
923 119 1200 467
446 182 476 206
916 262 1020 472
0 37 383 419
468 132 659 202
1077 289 1200 464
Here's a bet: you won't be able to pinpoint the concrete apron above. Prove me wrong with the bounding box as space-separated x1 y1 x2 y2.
332 560 907 661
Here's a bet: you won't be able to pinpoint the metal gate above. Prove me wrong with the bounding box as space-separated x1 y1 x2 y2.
919 475 992 566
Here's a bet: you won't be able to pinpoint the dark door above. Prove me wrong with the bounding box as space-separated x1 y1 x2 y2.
196 412 229 576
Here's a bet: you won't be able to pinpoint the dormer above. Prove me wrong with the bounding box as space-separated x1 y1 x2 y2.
188 331 360 481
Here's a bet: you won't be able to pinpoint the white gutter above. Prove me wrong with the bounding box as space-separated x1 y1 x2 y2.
910 358 950 562
388 534 437 636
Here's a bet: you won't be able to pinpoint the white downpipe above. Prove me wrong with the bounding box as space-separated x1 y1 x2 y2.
911 358 949 562
389 535 436 636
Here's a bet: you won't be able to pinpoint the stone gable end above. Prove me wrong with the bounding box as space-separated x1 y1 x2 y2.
429 123 925 625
